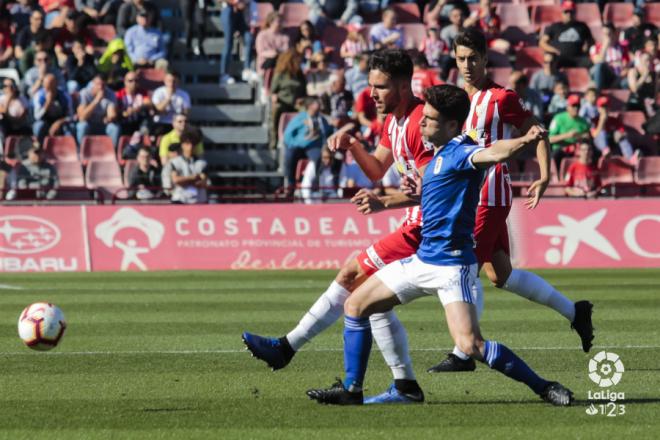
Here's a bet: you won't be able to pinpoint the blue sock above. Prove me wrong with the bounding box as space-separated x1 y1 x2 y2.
343 315 372 390
484 340 550 395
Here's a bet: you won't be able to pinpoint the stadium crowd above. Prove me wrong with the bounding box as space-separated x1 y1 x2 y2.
0 0 657 203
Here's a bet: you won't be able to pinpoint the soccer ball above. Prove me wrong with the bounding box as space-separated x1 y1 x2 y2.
18 303 67 351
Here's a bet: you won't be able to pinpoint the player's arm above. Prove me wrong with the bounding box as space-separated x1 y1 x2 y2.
328 132 394 180
351 164 427 215
518 115 552 209
472 126 545 169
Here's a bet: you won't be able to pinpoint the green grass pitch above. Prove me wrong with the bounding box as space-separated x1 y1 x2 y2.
0 269 658 439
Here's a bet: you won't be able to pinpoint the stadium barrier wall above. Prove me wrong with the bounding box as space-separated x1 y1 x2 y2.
0 199 658 272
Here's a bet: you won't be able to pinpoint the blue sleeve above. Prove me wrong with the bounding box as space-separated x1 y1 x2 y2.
283 113 304 148
152 33 168 60
451 143 484 172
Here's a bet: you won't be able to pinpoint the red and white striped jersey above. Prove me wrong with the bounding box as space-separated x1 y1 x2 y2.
380 99 434 225
464 80 531 207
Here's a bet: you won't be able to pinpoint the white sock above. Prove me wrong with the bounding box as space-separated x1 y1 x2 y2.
370 310 416 380
452 280 484 361
286 281 350 351
503 269 575 322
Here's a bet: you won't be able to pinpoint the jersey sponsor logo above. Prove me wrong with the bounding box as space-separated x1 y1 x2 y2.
362 258 377 270
433 156 443 174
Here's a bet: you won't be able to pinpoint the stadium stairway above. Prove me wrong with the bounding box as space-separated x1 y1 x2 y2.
154 0 284 195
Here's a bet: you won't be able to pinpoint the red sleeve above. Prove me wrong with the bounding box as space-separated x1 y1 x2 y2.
379 115 392 149
407 106 434 168
500 89 532 129
565 163 576 186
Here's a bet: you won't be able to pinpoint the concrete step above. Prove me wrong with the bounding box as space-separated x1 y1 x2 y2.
201 126 267 144
185 83 253 102
189 104 264 124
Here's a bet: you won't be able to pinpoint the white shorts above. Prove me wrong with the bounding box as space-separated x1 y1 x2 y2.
375 255 480 307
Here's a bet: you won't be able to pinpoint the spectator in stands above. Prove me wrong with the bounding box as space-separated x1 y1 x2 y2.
116 0 160 37
116 71 151 138
354 85 377 130
98 38 133 90
306 52 333 97
547 80 568 116
339 148 374 194
39 0 74 29
254 11 289 77
76 74 120 148
124 9 168 70
411 52 443 100
220 0 257 84
509 70 543 121
344 52 369 97
635 38 660 75
283 97 333 190
0 158 11 199
169 135 208 204
425 0 469 28
464 0 509 54
53 10 94 67
627 52 658 118
549 94 591 169
530 51 567 107
7 147 58 200
369 7 403 50
440 7 464 50
9 0 38 31
321 71 353 129
589 24 630 91
305 0 359 30
180 0 210 57
64 38 97 93
419 27 447 69
159 118 203 165
579 88 608 154
296 20 324 72
15 10 45 61
269 49 306 149
160 142 179 192
23 50 65 97
19 31 55 76
620 7 658 54
300 145 341 204
564 142 601 199
0 79 31 143
357 0 389 20
128 146 161 199
0 13 13 68
540 1 593 68
340 24 368 68
76 0 121 25
151 71 191 137
32 73 73 142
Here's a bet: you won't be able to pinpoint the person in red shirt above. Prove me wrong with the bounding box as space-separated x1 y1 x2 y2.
353 85 377 130
565 141 602 198
411 52 443 100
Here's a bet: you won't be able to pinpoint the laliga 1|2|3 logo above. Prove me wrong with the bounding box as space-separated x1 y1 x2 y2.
585 351 626 417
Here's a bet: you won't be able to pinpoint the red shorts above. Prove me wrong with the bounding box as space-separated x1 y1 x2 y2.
474 205 511 265
357 223 422 276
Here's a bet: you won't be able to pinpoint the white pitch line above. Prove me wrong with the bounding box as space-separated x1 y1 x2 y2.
0 344 658 356
0 284 23 290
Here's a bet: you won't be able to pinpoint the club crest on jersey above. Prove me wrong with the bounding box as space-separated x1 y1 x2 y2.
433 156 443 174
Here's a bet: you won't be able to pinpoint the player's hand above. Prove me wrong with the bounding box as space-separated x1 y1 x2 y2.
327 132 358 152
525 178 548 210
524 125 546 144
401 175 422 197
351 188 385 215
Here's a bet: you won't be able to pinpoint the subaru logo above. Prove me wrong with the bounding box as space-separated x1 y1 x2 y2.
0 216 61 254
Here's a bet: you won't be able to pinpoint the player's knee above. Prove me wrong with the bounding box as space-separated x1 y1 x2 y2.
344 296 365 318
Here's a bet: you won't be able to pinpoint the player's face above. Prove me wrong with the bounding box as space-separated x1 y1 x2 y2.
368 69 400 114
455 45 486 86
420 103 443 145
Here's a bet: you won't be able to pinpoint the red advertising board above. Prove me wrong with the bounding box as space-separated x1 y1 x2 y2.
84 204 407 271
0 206 88 272
509 199 660 268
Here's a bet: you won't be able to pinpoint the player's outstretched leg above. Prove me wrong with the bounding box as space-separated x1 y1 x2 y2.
242 260 359 370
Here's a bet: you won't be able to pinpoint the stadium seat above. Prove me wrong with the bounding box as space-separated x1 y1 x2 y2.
486 49 511 67
81 136 115 164
620 111 646 133
514 46 544 70
561 67 591 93
497 4 532 28
603 2 634 29
400 23 426 49
646 2 660 27
255 2 275 28
559 157 577 182
531 5 562 30
500 25 539 47
278 3 309 28
85 160 125 200
55 161 85 187
598 156 634 185
4 136 36 165
390 3 421 23
322 25 348 51
123 160 137 186
601 89 630 113
522 0 559 5
635 157 660 184
43 136 78 163
487 67 513 86
87 24 117 43
588 25 603 43
621 111 656 153
138 68 165 90
575 3 602 28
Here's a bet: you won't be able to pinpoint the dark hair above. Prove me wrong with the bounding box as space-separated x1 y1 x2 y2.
180 128 201 146
412 51 429 68
423 85 470 126
453 28 487 57
168 142 181 153
138 146 151 156
368 49 413 82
